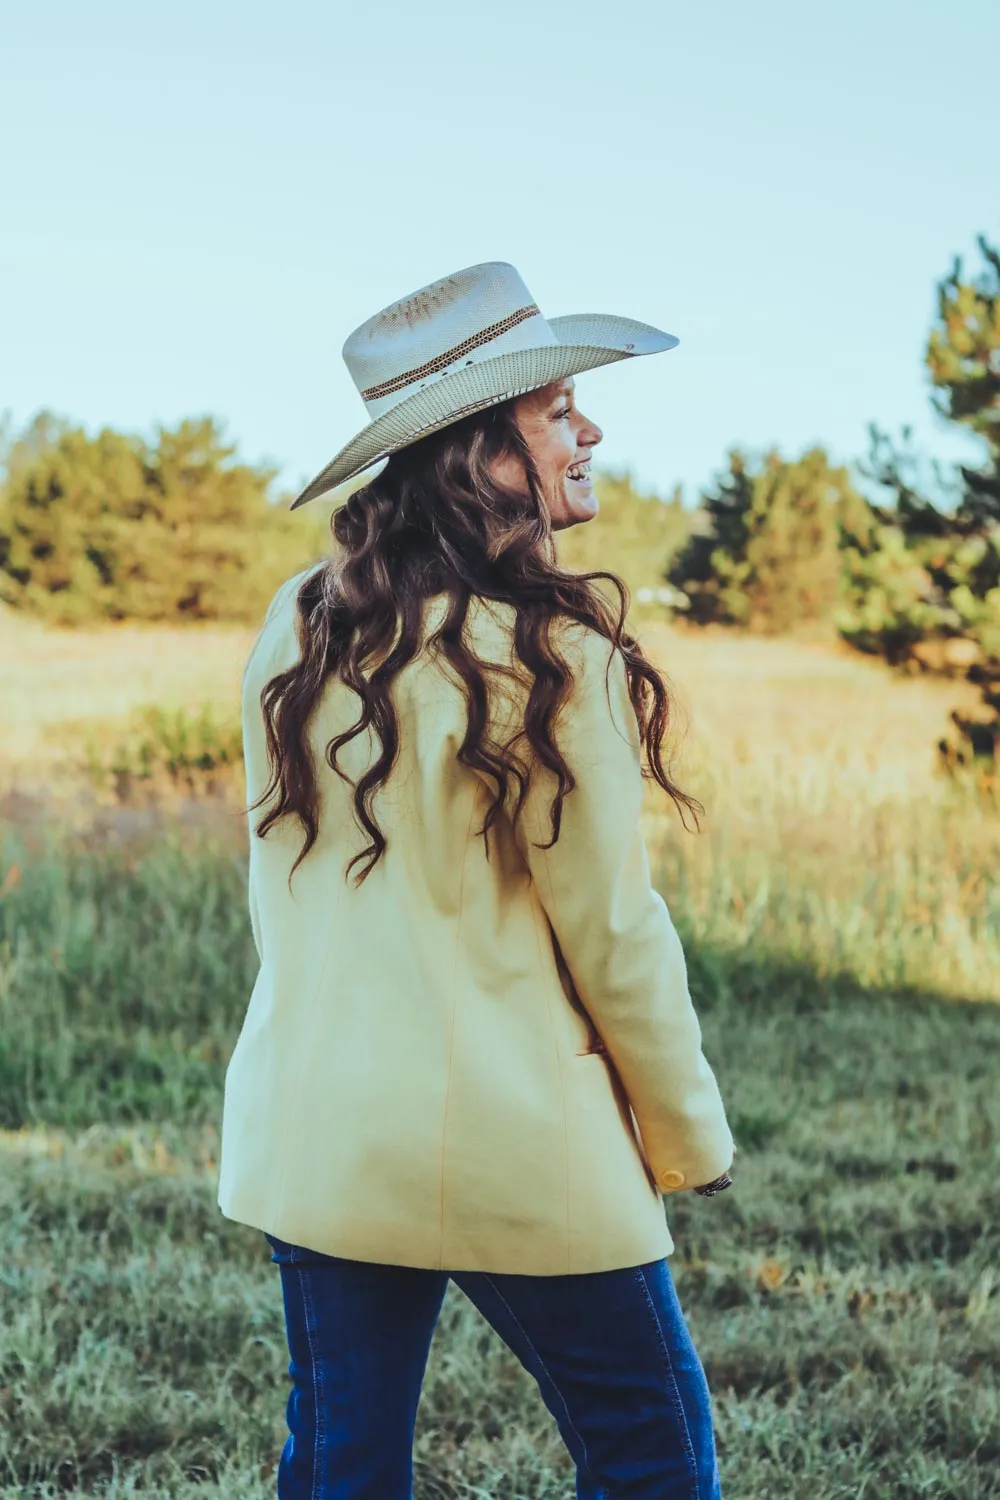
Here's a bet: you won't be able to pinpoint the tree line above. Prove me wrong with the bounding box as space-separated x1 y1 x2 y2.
1 234 996 788
0 413 331 625
663 234 998 790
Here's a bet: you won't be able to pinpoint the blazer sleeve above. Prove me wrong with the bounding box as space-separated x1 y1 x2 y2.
499 621 734 1192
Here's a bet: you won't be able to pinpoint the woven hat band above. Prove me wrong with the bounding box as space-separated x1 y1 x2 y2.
360 303 542 403
347 264 564 422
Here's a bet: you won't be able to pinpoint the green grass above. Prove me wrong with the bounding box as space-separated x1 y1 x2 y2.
1 816 998 1498
79 705 244 803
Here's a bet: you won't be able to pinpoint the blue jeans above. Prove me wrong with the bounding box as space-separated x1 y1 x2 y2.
264 1233 722 1500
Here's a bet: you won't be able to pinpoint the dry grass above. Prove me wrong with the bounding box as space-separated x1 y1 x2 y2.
0 609 253 775
2 607 996 1005
0 607 980 788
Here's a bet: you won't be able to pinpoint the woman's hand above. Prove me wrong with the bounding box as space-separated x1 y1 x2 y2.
693 1144 737 1196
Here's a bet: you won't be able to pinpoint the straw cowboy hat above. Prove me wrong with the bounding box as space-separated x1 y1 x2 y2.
289 260 680 509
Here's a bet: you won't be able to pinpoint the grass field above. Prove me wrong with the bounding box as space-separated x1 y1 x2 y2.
1 604 998 1498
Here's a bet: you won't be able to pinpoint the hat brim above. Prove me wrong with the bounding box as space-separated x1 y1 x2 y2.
289 313 679 509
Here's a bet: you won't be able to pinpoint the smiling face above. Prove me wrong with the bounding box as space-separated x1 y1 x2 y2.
489 377 604 531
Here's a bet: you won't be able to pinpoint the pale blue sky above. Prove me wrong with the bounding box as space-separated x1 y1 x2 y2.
3 0 997 509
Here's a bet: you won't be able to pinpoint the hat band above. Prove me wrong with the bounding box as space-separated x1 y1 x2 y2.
360 303 542 402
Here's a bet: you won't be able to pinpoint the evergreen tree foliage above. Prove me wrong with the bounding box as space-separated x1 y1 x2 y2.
666 445 870 635
837 234 1000 788
926 235 1000 529
0 413 330 624
838 422 1000 665
0 416 693 629
556 466 693 610
0 410 74 489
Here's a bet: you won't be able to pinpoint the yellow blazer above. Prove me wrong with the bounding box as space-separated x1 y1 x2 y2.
217 565 734 1275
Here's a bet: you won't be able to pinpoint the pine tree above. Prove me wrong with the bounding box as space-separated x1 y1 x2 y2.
0 414 330 624
666 446 869 636
840 236 1000 787
556 466 693 617
926 236 1000 530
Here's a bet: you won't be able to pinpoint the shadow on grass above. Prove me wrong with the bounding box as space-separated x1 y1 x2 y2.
0 816 997 1137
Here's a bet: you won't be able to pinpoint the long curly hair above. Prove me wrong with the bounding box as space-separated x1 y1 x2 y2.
251 395 703 887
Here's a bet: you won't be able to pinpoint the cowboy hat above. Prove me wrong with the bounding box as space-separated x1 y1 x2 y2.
290 260 679 510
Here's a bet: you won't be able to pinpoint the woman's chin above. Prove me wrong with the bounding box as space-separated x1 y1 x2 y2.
564 485 599 523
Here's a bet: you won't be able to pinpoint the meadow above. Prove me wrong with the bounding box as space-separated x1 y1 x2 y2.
1 601 998 1498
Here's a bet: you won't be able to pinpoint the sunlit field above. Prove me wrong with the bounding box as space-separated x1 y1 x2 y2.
1 602 997 1498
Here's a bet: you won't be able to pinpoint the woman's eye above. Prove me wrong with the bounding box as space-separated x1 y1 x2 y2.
556 406 571 419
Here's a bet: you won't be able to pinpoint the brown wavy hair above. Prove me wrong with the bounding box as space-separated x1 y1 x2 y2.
251 395 703 887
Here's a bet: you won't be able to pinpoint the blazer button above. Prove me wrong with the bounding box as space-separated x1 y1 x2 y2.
658 1168 686 1189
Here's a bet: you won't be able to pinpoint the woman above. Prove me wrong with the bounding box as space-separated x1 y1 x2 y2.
218 261 736 1500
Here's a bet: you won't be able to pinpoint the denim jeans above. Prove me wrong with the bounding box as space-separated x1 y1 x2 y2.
264 1232 722 1500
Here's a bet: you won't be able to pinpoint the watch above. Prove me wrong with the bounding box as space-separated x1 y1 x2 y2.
695 1170 733 1196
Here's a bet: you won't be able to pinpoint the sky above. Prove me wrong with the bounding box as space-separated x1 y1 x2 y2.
3 0 998 511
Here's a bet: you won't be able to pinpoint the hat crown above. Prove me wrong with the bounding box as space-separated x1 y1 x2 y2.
342 261 558 418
